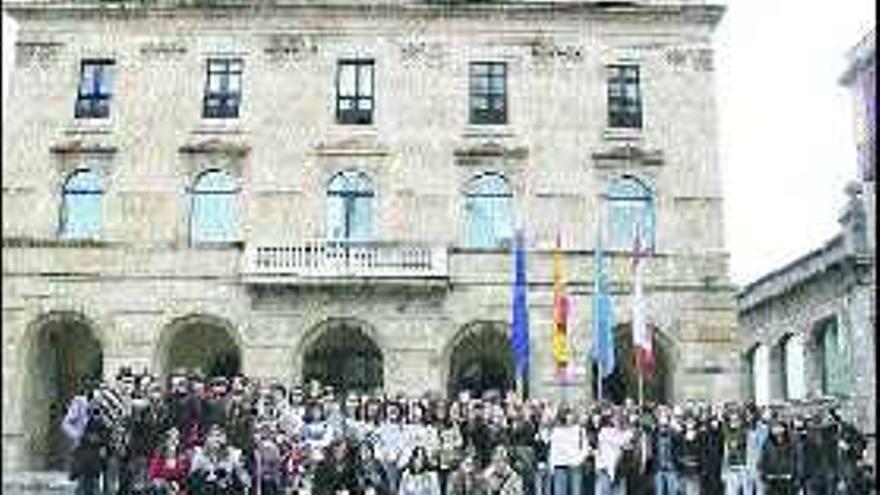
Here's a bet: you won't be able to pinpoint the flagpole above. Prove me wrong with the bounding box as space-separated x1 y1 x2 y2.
637 351 644 407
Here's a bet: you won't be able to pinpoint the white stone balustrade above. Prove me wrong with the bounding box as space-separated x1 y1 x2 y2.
242 240 449 283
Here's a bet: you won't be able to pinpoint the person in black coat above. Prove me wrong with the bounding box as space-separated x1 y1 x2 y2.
464 403 495 470
790 416 809 495
70 408 108 495
759 421 795 495
202 377 230 430
701 416 725 495
802 415 833 495
650 412 681 495
505 407 537 495
313 438 357 495
676 416 703 495
354 441 391 495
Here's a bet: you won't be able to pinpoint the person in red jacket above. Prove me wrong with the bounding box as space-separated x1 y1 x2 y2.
149 428 190 495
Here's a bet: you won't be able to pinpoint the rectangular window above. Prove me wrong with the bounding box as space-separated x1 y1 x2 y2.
470 62 507 125
203 58 243 119
607 65 642 129
75 60 114 119
336 60 374 125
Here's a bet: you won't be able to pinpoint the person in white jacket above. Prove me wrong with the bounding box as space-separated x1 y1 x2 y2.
550 405 590 495
594 411 633 495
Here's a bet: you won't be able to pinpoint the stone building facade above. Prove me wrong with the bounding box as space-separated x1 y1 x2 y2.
738 30 875 439
2 0 740 472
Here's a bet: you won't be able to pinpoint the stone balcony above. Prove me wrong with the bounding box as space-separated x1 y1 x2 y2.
241 239 449 285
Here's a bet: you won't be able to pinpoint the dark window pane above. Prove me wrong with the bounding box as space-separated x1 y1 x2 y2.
203 58 243 119
75 60 114 119
470 62 507 125
607 64 642 129
336 60 374 125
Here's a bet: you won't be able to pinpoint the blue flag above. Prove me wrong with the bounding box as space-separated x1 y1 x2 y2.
510 230 530 381
592 233 616 384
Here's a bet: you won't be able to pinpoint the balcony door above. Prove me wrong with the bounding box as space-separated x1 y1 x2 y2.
327 170 374 242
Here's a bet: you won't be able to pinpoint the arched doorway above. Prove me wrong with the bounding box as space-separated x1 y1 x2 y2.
161 316 241 378
592 324 671 405
23 314 103 470
447 322 514 399
302 320 383 395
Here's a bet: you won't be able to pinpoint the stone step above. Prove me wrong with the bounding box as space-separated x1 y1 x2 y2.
2 471 76 495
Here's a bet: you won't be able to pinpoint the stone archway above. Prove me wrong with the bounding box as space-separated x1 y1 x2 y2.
592 323 673 405
299 319 383 395
157 315 242 379
446 321 513 399
22 313 103 470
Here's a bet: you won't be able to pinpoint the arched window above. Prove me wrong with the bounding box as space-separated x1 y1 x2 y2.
743 346 757 401
190 169 239 243
816 317 848 397
464 173 514 248
327 170 374 242
605 176 654 250
60 169 102 239
783 333 806 400
753 344 771 406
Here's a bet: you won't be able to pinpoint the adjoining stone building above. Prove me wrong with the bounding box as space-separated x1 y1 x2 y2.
2 0 740 472
737 30 875 439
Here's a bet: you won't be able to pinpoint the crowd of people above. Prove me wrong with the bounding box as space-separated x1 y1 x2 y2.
61 367 875 495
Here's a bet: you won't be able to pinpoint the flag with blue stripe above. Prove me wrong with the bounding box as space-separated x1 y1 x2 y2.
510 229 530 382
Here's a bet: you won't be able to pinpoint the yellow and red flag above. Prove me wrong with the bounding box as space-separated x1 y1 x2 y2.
551 232 570 378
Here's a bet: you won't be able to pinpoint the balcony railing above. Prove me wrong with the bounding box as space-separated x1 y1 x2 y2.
242 240 449 284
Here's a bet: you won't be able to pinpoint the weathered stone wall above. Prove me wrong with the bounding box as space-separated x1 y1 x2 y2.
2 1 738 473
